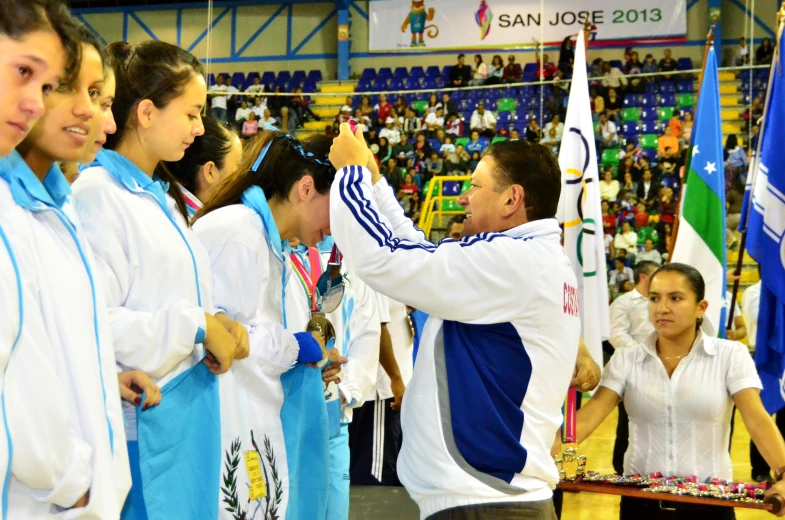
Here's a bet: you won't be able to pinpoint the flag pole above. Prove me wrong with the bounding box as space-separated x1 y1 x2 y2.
668 25 715 261
725 2 785 331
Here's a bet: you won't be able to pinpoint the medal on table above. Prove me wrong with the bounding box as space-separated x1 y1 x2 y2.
554 388 586 482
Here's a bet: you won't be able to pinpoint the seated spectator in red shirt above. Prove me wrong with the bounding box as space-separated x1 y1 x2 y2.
535 46 557 80
601 200 617 236
445 113 463 137
374 93 393 125
634 202 650 229
503 55 522 84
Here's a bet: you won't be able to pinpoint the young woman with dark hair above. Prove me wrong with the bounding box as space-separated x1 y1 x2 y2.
193 130 347 520
163 116 242 216
71 40 247 518
578 263 785 519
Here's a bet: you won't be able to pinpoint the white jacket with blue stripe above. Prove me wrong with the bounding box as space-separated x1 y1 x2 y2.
330 166 581 518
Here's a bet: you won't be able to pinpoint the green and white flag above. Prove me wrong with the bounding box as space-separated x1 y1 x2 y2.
556 30 609 368
670 46 727 337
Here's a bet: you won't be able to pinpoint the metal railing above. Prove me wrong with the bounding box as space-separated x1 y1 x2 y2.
417 175 471 239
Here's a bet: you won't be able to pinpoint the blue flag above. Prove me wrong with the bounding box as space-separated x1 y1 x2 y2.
747 29 785 414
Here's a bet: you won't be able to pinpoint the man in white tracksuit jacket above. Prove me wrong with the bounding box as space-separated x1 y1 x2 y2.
328 126 581 520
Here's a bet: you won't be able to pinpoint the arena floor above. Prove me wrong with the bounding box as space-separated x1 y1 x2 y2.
349 404 769 519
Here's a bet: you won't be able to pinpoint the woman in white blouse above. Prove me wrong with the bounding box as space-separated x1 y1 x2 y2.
599 169 621 201
578 263 785 519
613 221 638 257
468 54 488 86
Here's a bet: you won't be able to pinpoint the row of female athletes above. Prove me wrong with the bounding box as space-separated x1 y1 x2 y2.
0 1 383 518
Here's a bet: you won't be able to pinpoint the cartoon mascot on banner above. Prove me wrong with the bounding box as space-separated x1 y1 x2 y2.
401 0 438 47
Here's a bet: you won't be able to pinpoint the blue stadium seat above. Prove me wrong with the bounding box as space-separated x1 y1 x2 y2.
644 82 660 94
261 71 276 85
642 148 658 163
640 94 657 107
485 89 501 100
409 66 424 78
621 122 640 138
377 67 393 79
302 82 317 93
207 73 216 86
404 93 416 104
661 176 680 190
443 181 461 195
421 78 437 89
231 72 246 88
462 110 474 122
497 112 512 125
287 79 302 92
522 63 537 74
292 70 306 82
478 137 490 149
640 108 658 121
441 65 453 78
373 78 389 90
277 71 291 83
427 138 441 151
389 78 404 90
393 67 408 79
677 57 693 70
660 81 676 93
640 120 661 134
307 69 322 82
676 80 693 93
405 77 421 90
659 93 676 106
511 122 527 134
360 68 375 80
483 99 498 111
425 65 440 79
609 59 623 70
522 70 537 82
756 68 770 82
356 78 372 91
624 94 640 107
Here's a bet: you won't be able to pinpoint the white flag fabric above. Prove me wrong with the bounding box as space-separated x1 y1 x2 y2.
556 29 611 368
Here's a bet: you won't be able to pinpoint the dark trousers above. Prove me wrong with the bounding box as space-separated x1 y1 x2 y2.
347 396 403 486
619 496 735 520
751 410 785 476
613 404 629 474
427 500 557 520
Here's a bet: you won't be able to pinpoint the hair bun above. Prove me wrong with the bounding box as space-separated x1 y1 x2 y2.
106 41 132 64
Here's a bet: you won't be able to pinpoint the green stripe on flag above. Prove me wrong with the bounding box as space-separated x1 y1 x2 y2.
681 168 725 264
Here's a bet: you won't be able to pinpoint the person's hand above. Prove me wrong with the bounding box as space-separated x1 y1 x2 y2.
390 376 406 411
329 123 371 172
202 313 237 375
118 370 161 409
765 480 785 516
71 490 89 509
571 353 601 392
366 148 382 185
726 329 743 341
214 313 250 360
321 348 348 384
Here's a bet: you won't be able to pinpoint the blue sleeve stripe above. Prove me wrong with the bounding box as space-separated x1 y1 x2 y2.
195 327 206 344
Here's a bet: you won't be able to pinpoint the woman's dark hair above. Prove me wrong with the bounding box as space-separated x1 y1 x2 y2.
162 117 236 195
106 40 204 220
194 130 336 222
474 54 483 63
648 263 706 301
0 0 82 87
483 140 561 221
725 134 738 150
492 54 503 66
75 25 107 71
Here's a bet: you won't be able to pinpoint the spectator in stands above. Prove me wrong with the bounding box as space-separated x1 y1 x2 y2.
642 53 658 82
426 93 441 114
445 143 470 174
487 54 504 85
465 130 485 155
637 168 659 209
625 51 644 93
541 126 561 154
756 37 774 65
398 172 419 198
335 105 352 132
427 151 443 177
470 102 497 137
657 186 677 223
658 48 678 80
445 215 467 240
440 135 455 155
734 36 750 66
290 87 318 124
635 237 662 266
667 113 682 139
526 117 542 143
657 222 673 255
681 110 694 148
412 148 428 173
424 107 445 136
224 76 240 114
619 140 643 164
724 134 748 181
469 54 488 86
467 150 481 171
609 257 635 295
235 100 252 126
445 113 463 137
558 34 576 76
659 147 680 177
602 199 617 236
547 83 567 120
359 95 374 119
209 73 229 122
638 155 657 179
377 136 393 164
414 132 432 157
403 107 422 137
251 96 266 119
601 63 627 96
510 129 521 141
624 46 635 63
245 76 265 95
616 247 632 267
503 54 522 83
535 44 557 80
449 53 471 87
591 87 605 119
600 169 621 201
382 157 404 192
393 134 414 167
658 126 679 158
366 127 379 146
604 87 623 122
352 108 369 133
260 107 277 128
394 96 409 116
375 93 393 126
340 95 354 114
267 86 294 133
726 180 744 247
242 111 258 138
391 107 405 130
745 97 764 130
434 128 447 145
441 92 458 116
544 114 564 141
595 112 619 152
622 171 639 196
614 221 639 258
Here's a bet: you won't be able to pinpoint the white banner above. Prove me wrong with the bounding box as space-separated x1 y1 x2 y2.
368 0 687 52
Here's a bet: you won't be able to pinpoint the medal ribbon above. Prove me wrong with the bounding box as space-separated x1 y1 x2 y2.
561 389 577 444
